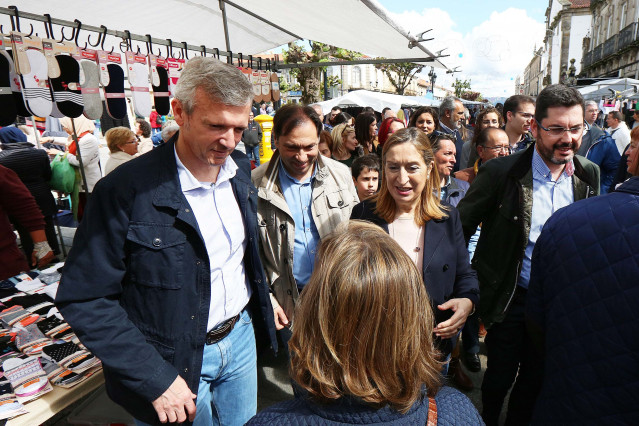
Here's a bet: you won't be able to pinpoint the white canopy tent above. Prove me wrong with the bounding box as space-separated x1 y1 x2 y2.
1 1 448 68
316 90 440 114
577 78 639 100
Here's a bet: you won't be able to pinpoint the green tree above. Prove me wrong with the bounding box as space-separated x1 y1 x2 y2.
283 41 360 104
374 62 424 95
452 78 472 98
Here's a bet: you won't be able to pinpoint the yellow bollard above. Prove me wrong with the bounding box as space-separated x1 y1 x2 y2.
254 114 274 163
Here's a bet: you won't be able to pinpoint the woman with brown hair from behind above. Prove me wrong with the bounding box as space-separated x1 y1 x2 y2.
247 221 483 425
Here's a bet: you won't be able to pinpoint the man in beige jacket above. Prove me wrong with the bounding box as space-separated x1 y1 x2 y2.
251 104 358 352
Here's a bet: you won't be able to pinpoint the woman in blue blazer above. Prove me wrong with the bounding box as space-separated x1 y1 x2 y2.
350 128 479 361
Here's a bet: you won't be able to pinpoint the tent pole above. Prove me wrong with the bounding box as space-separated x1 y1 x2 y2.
219 0 232 63
220 0 302 40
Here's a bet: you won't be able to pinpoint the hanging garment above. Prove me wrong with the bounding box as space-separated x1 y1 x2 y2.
79 60 103 119
7 50 31 117
19 49 52 117
126 56 152 117
0 51 17 125
152 65 170 115
103 63 127 119
50 55 84 118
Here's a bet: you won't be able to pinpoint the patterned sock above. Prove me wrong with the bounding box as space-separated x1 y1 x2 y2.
20 49 52 117
7 50 31 117
50 55 84 118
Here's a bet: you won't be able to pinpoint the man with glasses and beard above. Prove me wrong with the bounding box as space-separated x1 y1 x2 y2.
457 85 600 426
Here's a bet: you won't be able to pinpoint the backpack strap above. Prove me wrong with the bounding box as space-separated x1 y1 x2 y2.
427 396 437 426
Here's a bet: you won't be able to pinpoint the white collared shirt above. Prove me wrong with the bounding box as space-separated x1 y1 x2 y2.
174 148 251 331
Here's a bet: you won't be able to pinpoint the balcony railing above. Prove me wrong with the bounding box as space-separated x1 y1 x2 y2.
592 44 603 62
618 22 638 49
583 51 592 68
603 34 618 58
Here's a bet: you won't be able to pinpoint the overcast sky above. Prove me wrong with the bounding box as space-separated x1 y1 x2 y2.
378 1 547 97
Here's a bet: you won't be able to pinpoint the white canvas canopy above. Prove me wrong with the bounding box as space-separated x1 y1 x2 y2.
577 78 639 100
1 0 448 68
316 90 440 114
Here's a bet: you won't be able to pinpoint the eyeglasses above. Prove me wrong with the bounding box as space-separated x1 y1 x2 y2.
341 125 354 134
124 139 139 145
481 145 510 153
535 120 583 137
517 112 534 119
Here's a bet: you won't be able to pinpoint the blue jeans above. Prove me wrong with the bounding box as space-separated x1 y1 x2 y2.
245 145 260 166
151 127 161 136
136 309 257 426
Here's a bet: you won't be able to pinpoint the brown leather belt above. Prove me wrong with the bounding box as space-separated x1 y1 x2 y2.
206 314 240 345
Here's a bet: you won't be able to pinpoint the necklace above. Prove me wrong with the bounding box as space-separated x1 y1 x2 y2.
389 218 423 264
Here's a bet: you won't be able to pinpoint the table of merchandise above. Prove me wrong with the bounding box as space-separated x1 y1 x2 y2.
6 371 104 426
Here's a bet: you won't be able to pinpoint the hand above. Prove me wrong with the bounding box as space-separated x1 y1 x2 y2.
40 137 53 143
31 250 55 269
151 375 197 424
273 305 289 330
46 148 64 156
434 298 474 339
31 241 54 269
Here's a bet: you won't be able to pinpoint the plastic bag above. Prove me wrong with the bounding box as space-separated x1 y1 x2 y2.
49 153 76 193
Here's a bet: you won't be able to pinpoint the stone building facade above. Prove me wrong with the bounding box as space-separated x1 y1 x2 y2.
581 0 639 78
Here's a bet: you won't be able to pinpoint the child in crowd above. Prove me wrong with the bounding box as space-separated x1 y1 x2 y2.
351 154 381 200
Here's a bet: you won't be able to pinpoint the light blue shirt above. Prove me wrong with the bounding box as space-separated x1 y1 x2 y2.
174 149 250 331
278 162 320 288
518 148 574 288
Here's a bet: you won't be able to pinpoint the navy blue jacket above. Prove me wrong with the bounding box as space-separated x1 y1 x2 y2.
56 140 277 424
247 386 483 425
443 177 469 207
578 125 620 194
526 177 639 424
350 200 479 355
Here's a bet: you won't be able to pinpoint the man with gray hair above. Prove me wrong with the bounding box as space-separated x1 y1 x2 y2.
439 96 465 171
578 100 620 193
56 57 277 425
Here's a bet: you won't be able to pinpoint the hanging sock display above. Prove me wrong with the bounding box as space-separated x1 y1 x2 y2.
19 48 53 118
77 53 103 119
11 33 52 118
98 50 126 119
125 51 152 117
149 55 170 115
0 50 17 126
271 72 280 102
50 54 84 118
6 50 31 117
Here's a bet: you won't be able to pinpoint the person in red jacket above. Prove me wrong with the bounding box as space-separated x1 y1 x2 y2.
0 165 54 280
149 107 162 136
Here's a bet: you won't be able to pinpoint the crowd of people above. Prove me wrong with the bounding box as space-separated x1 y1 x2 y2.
0 56 637 425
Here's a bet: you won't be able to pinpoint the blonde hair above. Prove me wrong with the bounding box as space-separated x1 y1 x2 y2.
289 220 442 413
374 127 448 225
331 123 356 158
105 127 136 153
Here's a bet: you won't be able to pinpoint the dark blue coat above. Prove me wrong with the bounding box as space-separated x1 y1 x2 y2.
247 386 484 425
350 200 479 355
526 177 639 424
56 139 277 424
443 177 469 207
579 126 620 194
